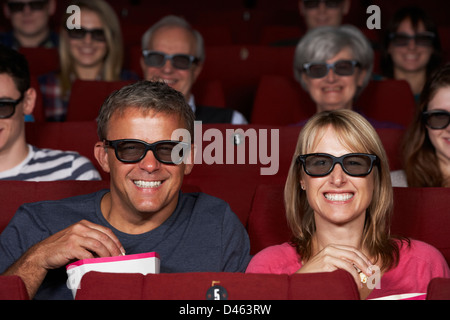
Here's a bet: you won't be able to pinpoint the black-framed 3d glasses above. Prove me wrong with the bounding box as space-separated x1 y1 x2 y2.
303 0 344 9
302 60 360 79
7 0 48 13
66 27 106 42
0 95 24 119
422 110 450 130
104 139 190 165
297 153 379 177
389 32 435 47
142 50 200 70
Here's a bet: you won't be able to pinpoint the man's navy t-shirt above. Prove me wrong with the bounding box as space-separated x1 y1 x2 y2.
0 190 251 299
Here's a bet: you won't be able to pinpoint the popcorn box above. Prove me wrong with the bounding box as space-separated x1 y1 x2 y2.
66 252 160 298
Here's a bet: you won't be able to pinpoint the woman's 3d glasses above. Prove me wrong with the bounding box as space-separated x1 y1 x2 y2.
297 153 379 177
66 27 106 42
302 60 360 79
142 50 200 70
0 95 23 119
422 110 450 130
104 139 190 165
389 32 435 47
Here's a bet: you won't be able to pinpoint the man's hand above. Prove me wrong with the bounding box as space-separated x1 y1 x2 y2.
3 220 125 299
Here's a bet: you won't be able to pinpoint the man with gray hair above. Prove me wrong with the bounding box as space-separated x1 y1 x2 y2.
0 81 251 299
140 15 247 124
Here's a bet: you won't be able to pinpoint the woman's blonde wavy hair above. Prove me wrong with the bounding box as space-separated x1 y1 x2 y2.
284 110 403 271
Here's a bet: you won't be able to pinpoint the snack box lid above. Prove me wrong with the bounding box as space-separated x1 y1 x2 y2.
66 252 160 270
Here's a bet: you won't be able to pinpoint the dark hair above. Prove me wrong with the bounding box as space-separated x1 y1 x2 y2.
97 81 195 141
381 6 442 78
0 44 30 95
402 63 450 187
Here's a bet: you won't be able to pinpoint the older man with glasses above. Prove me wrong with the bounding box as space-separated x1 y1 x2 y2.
140 15 247 125
0 79 251 300
1 0 58 49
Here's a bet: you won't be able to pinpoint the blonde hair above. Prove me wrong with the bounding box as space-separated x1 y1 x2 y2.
59 0 124 97
284 110 402 270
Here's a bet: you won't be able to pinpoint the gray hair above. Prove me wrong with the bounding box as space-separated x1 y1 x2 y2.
97 81 195 141
294 25 373 91
141 15 205 62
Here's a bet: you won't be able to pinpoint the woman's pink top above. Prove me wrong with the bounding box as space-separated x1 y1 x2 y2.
246 239 450 300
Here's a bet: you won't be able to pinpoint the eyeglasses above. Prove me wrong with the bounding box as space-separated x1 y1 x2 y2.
0 95 24 119
297 153 379 177
303 0 344 9
422 110 450 130
66 27 106 42
104 139 190 165
142 50 200 70
302 60 360 79
389 32 435 47
7 0 48 13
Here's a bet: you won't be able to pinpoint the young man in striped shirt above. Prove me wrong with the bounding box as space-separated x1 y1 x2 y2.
0 44 100 181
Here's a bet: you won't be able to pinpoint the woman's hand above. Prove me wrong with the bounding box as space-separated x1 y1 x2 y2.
296 244 374 288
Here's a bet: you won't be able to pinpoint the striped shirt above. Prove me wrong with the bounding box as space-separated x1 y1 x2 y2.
0 145 101 181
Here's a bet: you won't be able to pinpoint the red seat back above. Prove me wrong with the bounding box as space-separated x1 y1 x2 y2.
391 187 450 266
0 180 110 234
66 80 134 121
19 47 59 76
0 276 29 300
426 277 450 300
251 75 415 128
248 184 450 265
75 269 358 300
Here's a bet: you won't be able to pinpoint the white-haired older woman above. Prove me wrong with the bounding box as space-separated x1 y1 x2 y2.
294 25 373 113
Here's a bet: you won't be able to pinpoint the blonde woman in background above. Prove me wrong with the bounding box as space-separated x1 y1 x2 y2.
39 0 138 121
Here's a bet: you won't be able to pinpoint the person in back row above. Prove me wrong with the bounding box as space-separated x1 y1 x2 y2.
1 0 59 49
38 0 138 121
0 44 100 180
0 80 251 299
391 64 450 187
140 15 247 125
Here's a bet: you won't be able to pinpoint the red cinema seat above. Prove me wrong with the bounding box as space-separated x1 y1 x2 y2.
251 75 314 125
192 78 227 108
259 25 304 45
0 276 29 300
391 187 450 266
66 80 134 121
75 270 358 300
76 272 290 300
248 185 450 265
289 270 359 300
199 45 296 118
19 47 59 76
247 184 288 255
251 75 415 128
182 124 287 226
426 278 450 300
355 79 415 128
0 180 110 234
